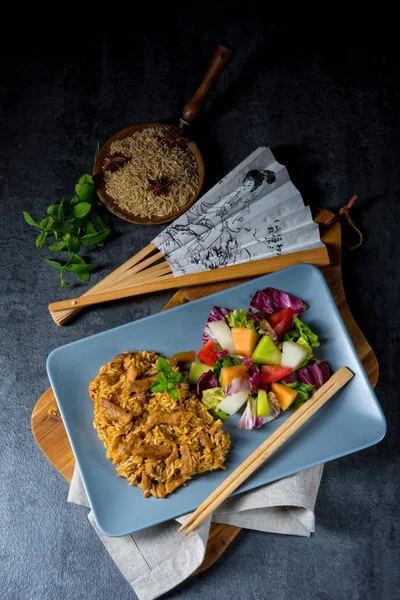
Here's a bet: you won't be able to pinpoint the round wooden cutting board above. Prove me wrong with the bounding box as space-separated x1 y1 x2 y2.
31 208 379 575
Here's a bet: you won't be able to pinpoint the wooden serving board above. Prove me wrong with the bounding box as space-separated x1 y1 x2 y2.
31 208 379 575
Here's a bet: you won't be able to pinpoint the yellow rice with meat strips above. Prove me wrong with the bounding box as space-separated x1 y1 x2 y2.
89 350 230 498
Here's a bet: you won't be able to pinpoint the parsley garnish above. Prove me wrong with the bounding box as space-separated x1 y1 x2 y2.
150 357 186 399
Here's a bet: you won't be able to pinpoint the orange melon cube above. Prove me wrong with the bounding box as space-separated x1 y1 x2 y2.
270 382 298 411
231 327 259 358
220 364 249 389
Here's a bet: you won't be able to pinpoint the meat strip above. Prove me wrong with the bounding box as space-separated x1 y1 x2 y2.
100 398 131 424
166 443 179 467
179 443 193 476
125 378 153 394
165 476 186 494
209 419 222 436
113 435 142 462
197 430 213 450
143 411 192 433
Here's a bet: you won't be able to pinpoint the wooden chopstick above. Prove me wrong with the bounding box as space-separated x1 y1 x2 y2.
49 246 330 317
179 366 353 536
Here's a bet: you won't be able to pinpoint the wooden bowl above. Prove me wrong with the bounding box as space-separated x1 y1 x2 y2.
93 122 205 225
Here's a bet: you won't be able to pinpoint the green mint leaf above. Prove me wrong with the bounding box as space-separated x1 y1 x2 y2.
36 231 47 248
44 259 64 272
23 211 40 228
66 235 80 253
170 372 185 384
70 195 79 206
78 174 94 186
48 240 67 252
75 271 90 283
47 204 58 215
157 372 168 385
157 357 172 376
64 263 95 275
94 142 100 168
52 220 73 234
73 202 91 219
150 383 166 393
68 254 86 265
167 388 178 399
91 209 108 231
59 278 73 289
85 221 97 235
39 216 54 231
80 229 111 246
56 198 65 218
75 175 95 203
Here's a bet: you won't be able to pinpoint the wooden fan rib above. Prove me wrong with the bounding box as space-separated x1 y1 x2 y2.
98 257 171 292
49 242 161 325
49 246 330 315
105 263 173 291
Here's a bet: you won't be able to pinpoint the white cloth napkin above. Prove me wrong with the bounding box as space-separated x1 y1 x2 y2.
68 464 324 600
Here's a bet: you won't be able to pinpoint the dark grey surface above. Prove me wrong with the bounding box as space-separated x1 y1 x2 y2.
1 19 398 600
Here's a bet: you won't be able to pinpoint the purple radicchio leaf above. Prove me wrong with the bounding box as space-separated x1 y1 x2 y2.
216 348 230 357
250 290 274 315
196 370 218 397
248 363 261 393
237 396 257 430
270 288 307 317
249 310 278 345
282 371 298 384
298 366 315 386
223 377 250 396
250 288 307 318
202 306 232 344
308 359 331 389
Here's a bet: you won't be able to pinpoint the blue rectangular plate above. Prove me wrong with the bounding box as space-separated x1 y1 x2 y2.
47 264 386 537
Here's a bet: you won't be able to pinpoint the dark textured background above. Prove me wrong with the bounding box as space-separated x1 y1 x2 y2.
1 17 399 600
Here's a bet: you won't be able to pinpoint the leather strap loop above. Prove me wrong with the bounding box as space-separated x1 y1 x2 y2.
323 195 363 250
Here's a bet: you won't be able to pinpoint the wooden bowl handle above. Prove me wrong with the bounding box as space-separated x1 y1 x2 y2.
180 44 232 126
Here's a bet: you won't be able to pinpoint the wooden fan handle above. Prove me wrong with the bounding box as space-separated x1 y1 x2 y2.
181 44 232 125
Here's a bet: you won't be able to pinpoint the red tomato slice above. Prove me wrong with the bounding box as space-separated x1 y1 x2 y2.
260 364 293 383
197 340 219 366
268 307 295 338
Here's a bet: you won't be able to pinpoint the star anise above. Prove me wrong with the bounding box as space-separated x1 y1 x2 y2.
147 176 172 196
161 126 190 149
102 152 127 172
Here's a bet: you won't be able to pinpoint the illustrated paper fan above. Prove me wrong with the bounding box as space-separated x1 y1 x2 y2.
50 147 329 325
154 147 324 276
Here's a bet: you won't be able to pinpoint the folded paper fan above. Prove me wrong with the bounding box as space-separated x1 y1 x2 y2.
49 148 330 325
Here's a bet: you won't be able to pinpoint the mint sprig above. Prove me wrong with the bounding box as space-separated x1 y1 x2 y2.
150 357 186 399
23 168 112 289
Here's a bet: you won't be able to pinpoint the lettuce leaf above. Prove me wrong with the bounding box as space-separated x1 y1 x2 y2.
227 308 255 329
283 318 320 349
201 388 229 421
283 380 315 410
213 356 243 380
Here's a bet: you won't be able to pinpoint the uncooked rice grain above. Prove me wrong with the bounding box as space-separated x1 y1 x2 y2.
104 127 198 218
